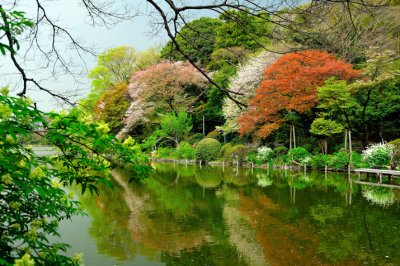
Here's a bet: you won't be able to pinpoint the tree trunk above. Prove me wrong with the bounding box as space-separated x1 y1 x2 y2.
202 115 205 136
293 124 296 149
289 124 293 150
324 137 328 154
362 127 369 148
349 130 353 169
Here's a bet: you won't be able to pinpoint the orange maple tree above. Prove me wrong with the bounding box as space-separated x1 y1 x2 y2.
238 50 361 138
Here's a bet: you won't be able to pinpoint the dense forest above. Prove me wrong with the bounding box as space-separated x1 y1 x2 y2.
1 0 400 265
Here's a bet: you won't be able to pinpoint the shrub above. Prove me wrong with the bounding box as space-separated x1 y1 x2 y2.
175 141 195 159
206 130 221 141
274 146 288 156
328 151 349 170
311 154 330 168
220 143 233 159
247 151 260 164
362 142 394 169
288 147 311 164
195 138 221 162
230 144 250 164
155 147 175 158
352 152 368 168
256 146 275 163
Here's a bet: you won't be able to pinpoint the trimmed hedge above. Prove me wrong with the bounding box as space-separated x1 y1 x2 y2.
220 143 233 159
195 138 221 162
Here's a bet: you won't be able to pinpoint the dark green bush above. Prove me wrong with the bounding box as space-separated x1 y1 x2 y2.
273 146 288 156
195 138 221 162
328 151 349 170
288 147 310 164
352 152 368 168
310 154 330 168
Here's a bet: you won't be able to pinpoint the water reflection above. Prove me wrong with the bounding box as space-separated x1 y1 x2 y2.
66 164 400 265
362 186 396 207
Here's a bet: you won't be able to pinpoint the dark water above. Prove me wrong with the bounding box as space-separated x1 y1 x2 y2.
59 164 400 266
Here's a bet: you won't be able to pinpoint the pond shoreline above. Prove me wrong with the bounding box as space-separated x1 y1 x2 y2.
151 158 352 172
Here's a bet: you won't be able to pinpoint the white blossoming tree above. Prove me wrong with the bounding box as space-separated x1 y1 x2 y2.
218 52 280 134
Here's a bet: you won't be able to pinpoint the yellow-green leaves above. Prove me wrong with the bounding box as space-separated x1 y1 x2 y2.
14 253 35 266
0 93 149 265
1 173 13 184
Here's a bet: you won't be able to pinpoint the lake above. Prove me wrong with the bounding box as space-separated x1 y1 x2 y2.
59 163 400 265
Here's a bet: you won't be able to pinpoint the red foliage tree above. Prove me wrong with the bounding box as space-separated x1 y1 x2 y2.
238 50 361 138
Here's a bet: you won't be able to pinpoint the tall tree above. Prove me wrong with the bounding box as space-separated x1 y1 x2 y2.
160 17 223 67
117 61 208 139
153 110 193 146
81 46 161 112
220 51 280 134
310 118 344 154
316 78 360 129
94 83 131 133
285 1 400 62
215 9 271 50
238 50 360 139
89 46 137 86
350 49 400 146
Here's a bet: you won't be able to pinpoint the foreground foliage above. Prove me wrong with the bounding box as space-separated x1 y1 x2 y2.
0 92 149 265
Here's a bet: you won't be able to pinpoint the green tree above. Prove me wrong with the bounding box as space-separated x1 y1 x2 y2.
215 10 270 50
160 17 223 67
317 78 359 129
81 46 161 112
286 1 400 62
94 83 131 133
81 46 137 111
153 111 193 147
310 118 344 154
89 46 137 86
351 50 400 146
134 46 161 71
194 64 237 133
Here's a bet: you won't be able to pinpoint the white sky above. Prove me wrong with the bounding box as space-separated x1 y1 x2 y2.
0 1 169 111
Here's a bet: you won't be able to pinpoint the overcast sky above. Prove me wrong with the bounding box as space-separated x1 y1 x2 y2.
0 1 170 111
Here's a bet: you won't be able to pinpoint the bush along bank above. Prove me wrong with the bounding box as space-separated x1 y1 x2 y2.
149 139 399 171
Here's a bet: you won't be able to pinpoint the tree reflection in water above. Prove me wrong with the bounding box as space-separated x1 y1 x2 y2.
73 164 400 265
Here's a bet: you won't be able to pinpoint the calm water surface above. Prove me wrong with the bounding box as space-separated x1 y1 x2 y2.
59 164 400 266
